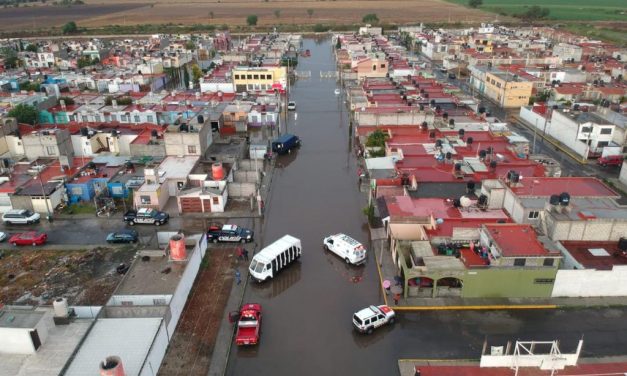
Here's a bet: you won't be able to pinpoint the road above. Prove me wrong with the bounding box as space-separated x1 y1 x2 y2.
225 38 627 375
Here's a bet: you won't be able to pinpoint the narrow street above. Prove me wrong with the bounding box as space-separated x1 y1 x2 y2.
225 38 627 375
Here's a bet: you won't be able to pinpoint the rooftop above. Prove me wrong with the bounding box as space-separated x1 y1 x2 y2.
157 156 199 180
0 308 44 329
114 253 187 296
560 241 627 270
508 177 618 197
484 224 556 257
63 318 162 376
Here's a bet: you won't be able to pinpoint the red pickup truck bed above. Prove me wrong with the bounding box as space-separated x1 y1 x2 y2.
234 303 262 346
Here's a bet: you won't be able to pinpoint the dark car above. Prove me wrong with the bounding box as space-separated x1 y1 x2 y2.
271 133 301 155
207 224 254 243
124 208 169 226
106 230 139 244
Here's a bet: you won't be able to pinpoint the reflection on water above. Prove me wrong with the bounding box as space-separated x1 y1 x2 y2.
322 246 366 284
249 261 301 299
274 149 299 169
351 322 394 348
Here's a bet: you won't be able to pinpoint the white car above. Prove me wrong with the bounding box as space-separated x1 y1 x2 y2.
0 232 6 242
2 209 41 225
323 233 366 265
287 101 296 111
353 305 396 334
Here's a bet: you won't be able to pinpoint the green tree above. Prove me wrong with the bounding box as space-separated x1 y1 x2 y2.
25 44 38 52
468 0 482 8
8 104 38 125
191 64 203 83
246 14 258 26
185 40 195 50
306 8 314 18
209 11 214 19
520 6 550 20
274 9 281 19
0 47 19 68
62 21 77 34
58 96 75 106
335 38 341 49
365 129 389 147
362 13 379 24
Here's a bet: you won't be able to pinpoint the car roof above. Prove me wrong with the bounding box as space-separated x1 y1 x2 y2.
5 209 27 214
114 230 137 235
354 306 380 320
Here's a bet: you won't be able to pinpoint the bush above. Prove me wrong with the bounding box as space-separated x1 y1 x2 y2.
313 24 329 32
8 104 38 125
365 129 388 147
362 13 379 24
62 21 77 34
468 0 482 8
246 15 258 26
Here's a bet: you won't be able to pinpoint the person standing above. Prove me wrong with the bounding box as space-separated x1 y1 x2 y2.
235 269 241 285
393 293 400 305
243 248 249 261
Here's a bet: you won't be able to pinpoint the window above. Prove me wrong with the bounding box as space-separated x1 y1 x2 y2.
234 74 240 79
580 126 592 134
134 115 140 123
599 128 612 135
212 197 219 205
380 64 385 68
153 298 166 305
247 74 253 79
543 258 555 267
372 65 377 71
46 146 56 155
534 278 555 284
513 258 526 266
596 141 609 148
528 211 540 219
147 115 154 123
188 145 197 154
140 195 151 204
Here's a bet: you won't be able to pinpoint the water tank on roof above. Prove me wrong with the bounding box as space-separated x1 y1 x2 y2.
53 297 69 317
170 234 187 261
100 356 126 376
454 163 462 172
151 129 159 138
559 192 570 206
435 139 443 148
619 237 627 251
510 172 520 184
179 123 189 132
478 194 488 207
479 150 487 159
80 127 89 137
442 112 448 120
429 131 436 139
549 194 560 206
197 115 204 124
449 119 455 126
212 162 225 180
466 137 474 146
467 180 476 191
489 160 497 169
458 128 465 137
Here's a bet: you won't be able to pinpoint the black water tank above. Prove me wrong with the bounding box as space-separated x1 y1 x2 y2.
421 121 428 129
489 160 497 169
479 150 487 159
458 129 465 137
466 137 474 145
478 194 488 206
151 129 159 137
511 172 520 183
454 163 462 171
80 127 88 137
442 112 448 119
435 139 443 148
559 192 570 206
197 115 204 124
549 194 560 206
429 131 436 139
449 119 455 126
445 152 452 160
179 123 189 132
478 106 486 114
453 198 461 208
619 237 627 251
419 104 425 111
467 180 476 191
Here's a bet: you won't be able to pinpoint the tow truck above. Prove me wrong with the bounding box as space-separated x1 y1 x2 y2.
232 303 262 346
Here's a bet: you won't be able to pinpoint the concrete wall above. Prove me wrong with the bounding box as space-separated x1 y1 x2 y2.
620 161 627 186
139 319 169 376
552 266 627 297
130 143 166 158
234 170 259 183
463 268 557 298
355 111 434 127
166 234 207 335
108 295 172 307
102 306 168 318
549 111 589 158
546 215 627 241
228 182 256 197
0 328 36 354
22 129 73 161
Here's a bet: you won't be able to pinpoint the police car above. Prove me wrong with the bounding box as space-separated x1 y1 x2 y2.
352 305 396 334
207 224 254 243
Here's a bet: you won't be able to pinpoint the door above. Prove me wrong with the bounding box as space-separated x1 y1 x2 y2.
30 330 41 351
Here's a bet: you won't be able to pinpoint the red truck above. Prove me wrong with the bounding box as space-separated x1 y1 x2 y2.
233 303 262 346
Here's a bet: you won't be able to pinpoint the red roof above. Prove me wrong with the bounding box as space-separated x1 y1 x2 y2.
560 241 627 270
508 177 618 197
484 224 554 257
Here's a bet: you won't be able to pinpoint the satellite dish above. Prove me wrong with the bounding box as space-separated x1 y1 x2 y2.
460 196 472 208
435 218 444 225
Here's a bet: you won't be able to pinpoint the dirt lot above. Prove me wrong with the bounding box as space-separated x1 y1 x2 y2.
0 0 493 31
158 247 236 376
0 247 136 306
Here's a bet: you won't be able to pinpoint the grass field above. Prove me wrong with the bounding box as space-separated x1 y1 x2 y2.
447 0 627 21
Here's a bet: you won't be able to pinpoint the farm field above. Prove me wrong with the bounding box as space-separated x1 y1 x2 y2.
446 0 627 22
0 0 494 31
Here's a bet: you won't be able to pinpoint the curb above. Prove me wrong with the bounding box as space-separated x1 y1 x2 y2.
392 304 557 311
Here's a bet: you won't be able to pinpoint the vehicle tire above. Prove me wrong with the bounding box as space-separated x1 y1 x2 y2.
212 238 218 243
324 244 329 251
366 327 373 335
155 221 161 226
5 221 11 225
12 242 17 246
241 239 246 244
345 257 350 264
32 242 37 246
26 220 32 225
388 317 396 325
128 221 135 226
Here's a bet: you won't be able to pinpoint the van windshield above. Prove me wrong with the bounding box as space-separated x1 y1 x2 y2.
353 315 362 325
251 260 264 273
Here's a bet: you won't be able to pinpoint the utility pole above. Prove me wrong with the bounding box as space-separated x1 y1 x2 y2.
533 118 538 154
34 172 52 221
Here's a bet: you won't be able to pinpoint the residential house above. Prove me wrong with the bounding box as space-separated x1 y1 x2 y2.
231 66 287 94
483 70 534 108
21 128 74 162
133 156 198 210
164 116 212 157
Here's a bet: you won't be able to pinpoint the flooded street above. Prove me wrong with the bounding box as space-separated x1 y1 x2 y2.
226 38 627 375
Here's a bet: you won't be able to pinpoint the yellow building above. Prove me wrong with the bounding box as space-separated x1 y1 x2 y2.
484 71 534 108
232 66 287 93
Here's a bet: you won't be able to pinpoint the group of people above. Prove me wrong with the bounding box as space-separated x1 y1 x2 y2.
235 246 250 261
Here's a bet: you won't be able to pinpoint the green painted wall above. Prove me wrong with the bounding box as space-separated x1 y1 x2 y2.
462 268 557 298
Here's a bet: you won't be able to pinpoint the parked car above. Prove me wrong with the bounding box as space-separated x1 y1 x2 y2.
323 233 367 265
2 209 41 225
0 232 7 242
249 235 301 282
597 154 624 167
207 224 254 243
353 305 396 334
287 101 296 111
271 133 301 155
124 208 169 226
232 303 262 346
9 232 48 246
106 230 139 244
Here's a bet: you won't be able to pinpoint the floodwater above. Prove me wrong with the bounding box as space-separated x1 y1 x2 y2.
226 38 627 375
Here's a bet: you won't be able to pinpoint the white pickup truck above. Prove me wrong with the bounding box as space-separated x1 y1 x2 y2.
352 305 396 334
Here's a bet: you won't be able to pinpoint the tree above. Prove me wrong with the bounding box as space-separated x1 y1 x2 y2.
185 40 195 50
62 21 77 34
335 38 341 49
274 9 281 19
191 64 203 84
306 9 314 18
246 14 258 26
209 11 214 19
0 47 18 68
520 6 550 21
468 0 482 8
362 13 379 24
25 44 38 52
8 104 38 125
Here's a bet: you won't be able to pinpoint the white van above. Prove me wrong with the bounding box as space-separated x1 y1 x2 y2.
249 235 301 282
323 233 367 265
